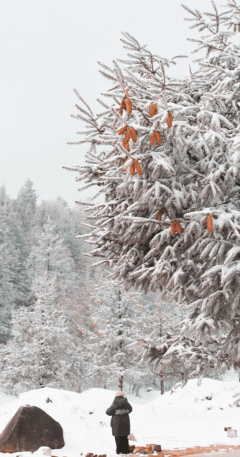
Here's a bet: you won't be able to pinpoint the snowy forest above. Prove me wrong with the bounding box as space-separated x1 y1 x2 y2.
0 180 188 396
2 0 240 399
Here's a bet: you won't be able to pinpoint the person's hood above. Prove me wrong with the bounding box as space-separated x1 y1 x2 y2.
113 396 128 405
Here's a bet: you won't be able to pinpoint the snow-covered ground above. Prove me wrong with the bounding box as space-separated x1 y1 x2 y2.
1 378 240 456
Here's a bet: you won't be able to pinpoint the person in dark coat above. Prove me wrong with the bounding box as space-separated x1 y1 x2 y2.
106 390 132 454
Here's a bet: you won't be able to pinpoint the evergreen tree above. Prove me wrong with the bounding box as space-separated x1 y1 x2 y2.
0 204 21 343
33 198 85 268
14 180 39 305
134 301 192 392
136 300 188 393
0 183 39 309
25 218 79 305
66 0 240 375
0 271 83 395
0 186 27 308
15 179 38 233
83 279 152 393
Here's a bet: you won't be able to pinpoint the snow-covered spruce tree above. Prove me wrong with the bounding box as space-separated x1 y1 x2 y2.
15 179 38 234
0 186 28 309
83 279 152 393
32 198 85 269
13 180 38 307
25 217 79 306
65 1 240 375
132 300 189 393
0 270 84 395
0 202 21 343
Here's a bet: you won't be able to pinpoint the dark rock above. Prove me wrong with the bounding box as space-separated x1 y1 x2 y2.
129 445 135 452
0 405 64 453
85 453 94 457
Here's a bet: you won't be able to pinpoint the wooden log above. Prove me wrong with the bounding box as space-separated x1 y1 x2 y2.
146 444 161 452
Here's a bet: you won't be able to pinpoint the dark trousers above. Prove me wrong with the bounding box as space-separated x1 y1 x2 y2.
115 436 130 454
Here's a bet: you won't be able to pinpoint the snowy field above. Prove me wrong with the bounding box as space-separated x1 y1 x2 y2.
1 378 240 456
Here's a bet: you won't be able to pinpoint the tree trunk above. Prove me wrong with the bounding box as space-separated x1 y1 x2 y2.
160 374 164 395
118 375 123 391
160 379 164 395
118 290 123 350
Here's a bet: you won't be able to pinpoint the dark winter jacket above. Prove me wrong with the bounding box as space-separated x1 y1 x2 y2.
106 396 132 437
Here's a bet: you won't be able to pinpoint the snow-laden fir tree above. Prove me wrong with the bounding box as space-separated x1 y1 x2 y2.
32 198 85 269
0 270 84 395
0 201 21 343
0 182 40 310
82 278 152 393
25 217 79 306
15 179 38 234
132 299 188 393
65 0 240 376
13 180 38 307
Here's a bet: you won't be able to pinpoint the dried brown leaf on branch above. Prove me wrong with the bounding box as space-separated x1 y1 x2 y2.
175 220 182 234
133 159 142 175
130 163 135 175
118 125 127 135
149 103 158 117
207 214 213 233
157 209 164 221
125 97 132 114
120 99 126 110
122 139 130 151
167 111 173 128
149 102 154 118
131 127 137 143
124 128 131 142
170 221 176 236
155 131 161 145
150 131 156 145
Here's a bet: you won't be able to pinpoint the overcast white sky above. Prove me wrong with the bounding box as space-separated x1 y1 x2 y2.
0 0 226 208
